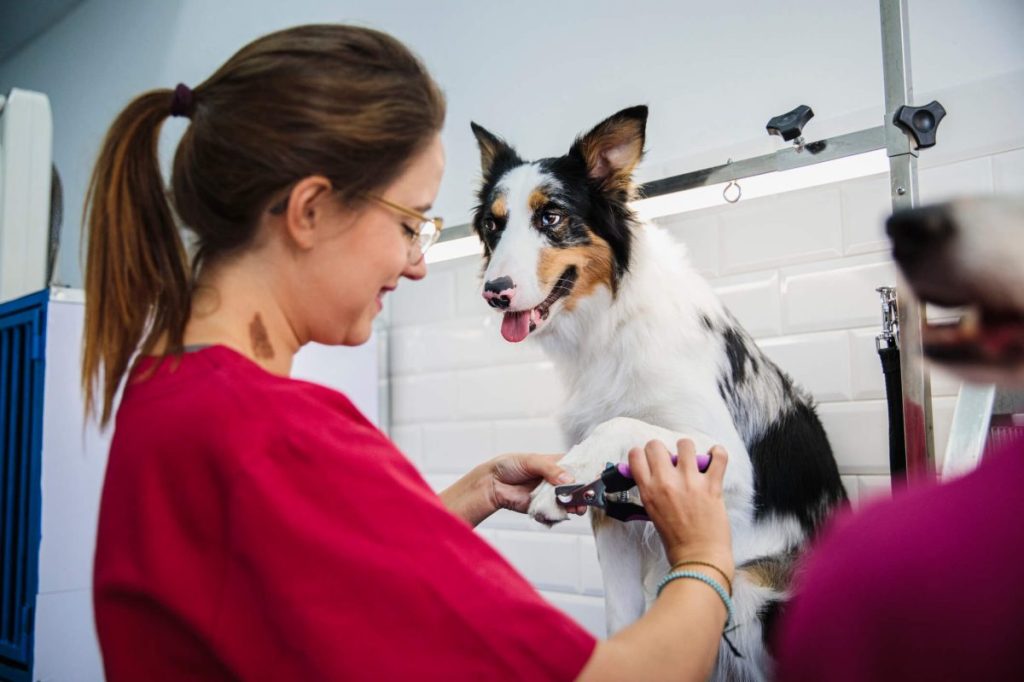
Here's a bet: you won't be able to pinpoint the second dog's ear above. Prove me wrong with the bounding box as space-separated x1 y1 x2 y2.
571 105 648 190
471 122 520 176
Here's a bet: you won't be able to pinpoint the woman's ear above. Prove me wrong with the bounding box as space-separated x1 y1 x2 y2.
284 175 335 250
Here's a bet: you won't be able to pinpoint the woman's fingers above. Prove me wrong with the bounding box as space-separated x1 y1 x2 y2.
528 453 574 486
643 439 676 480
706 445 729 495
674 438 699 484
627 446 651 489
494 453 571 486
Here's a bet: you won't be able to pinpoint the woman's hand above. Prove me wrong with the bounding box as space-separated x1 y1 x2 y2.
486 453 579 514
628 439 733 577
440 453 581 527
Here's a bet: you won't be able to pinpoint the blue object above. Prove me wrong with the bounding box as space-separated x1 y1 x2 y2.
0 289 47 681
656 569 735 630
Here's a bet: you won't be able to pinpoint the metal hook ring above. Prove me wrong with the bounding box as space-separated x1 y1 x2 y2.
723 180 742 203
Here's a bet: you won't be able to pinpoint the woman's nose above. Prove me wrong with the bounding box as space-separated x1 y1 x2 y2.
403 255 428 281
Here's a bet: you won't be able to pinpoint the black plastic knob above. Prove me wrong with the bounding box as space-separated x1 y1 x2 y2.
767 105 814 142
894 101 946 149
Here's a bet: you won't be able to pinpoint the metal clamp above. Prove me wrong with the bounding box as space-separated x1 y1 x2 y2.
876 286 900 351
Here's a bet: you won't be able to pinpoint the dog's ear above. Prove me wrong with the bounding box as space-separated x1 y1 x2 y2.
471 122 521 176
570 105 647 191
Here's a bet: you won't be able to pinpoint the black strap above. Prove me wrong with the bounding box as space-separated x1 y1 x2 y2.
878 345 906 484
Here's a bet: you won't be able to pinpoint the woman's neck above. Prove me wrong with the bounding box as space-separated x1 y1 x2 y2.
181 256 302 376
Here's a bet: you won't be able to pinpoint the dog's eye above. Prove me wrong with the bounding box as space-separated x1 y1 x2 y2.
540 212 562 228
483 217 499 233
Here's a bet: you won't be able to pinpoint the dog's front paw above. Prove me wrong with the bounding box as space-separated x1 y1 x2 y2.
528 481 569 526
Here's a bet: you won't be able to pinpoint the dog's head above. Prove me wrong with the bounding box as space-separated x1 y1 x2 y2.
887 197 1024 385
469 106 646 342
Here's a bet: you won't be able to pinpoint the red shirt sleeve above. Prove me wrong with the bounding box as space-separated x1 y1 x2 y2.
212 390 596 680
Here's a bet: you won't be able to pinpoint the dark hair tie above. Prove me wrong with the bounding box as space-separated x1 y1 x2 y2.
170 83 194 118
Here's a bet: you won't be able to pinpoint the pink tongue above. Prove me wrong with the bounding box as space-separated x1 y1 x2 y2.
501 311 531 343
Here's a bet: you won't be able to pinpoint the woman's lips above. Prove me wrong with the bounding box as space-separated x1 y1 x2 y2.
377 286 396 311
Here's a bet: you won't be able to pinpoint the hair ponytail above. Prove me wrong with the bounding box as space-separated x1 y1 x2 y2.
82 89 191 426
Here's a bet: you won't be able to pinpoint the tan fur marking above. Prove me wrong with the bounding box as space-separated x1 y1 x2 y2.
536 229 616 311
529 189 549 213
738 553 798 592
490 195 507 219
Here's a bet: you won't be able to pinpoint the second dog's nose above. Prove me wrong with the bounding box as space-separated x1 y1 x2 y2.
483 276 516 310
886 205 956 266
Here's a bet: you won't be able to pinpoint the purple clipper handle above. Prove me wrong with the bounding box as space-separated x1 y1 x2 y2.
615 452 712 480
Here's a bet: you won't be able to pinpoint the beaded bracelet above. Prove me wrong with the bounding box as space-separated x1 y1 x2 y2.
669 560 733 596
656 570 735 630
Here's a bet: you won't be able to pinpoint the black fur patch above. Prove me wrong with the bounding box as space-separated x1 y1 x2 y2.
545 154 635 281
722 326 750 386
472 134 525 259
748 402 847 534
758 598 786 654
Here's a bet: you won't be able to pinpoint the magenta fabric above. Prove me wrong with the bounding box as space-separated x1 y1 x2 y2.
94 345 595 681
775 435 1024 681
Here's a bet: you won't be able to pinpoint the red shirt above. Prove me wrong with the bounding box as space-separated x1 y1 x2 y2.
94 345 595 680
775 436 1024 681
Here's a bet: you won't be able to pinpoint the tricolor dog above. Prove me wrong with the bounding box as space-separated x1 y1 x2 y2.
470 106 847 680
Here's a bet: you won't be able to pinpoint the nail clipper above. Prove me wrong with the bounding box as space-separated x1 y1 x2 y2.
554 453 711 522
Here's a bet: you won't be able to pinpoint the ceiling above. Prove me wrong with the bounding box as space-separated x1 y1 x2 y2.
0 0 87 63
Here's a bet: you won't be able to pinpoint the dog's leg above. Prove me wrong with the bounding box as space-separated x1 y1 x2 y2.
527 415 758 644
638 526 668 613
528 416 748 526
593 516 648 634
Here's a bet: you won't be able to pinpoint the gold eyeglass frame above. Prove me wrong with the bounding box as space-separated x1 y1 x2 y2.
365 194 444 262
267 187 443 262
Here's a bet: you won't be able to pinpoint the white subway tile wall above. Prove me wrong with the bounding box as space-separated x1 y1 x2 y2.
385 149 1021 636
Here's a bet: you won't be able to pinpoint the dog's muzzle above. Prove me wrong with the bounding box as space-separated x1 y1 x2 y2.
887 205 955 273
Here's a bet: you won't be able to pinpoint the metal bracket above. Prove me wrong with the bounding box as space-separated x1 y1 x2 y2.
876 286 900 351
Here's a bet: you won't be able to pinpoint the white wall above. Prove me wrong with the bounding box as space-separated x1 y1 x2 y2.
0 0 1021 287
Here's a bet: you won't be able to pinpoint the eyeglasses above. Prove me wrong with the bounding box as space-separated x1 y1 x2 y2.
267 188 443 263
365 194 444 263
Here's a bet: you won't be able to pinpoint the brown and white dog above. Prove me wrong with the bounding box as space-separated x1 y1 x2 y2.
470 106 847 680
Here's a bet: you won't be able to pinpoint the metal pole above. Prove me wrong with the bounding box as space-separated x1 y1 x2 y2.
880 0 935 483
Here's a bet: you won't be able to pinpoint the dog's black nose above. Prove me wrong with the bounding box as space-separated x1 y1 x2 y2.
886 205 956 267
483 276 516 310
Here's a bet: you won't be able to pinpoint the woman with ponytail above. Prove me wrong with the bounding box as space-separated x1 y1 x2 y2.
86 24 733 681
